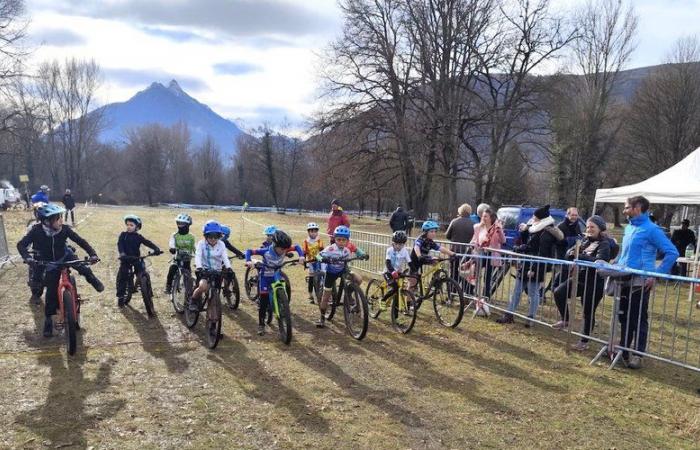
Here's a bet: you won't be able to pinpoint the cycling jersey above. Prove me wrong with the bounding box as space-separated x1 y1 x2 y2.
411 237 440 261
246 245 304 278
195 239 231 270
320 244 352 275
385 246 411 273
303 237 324 262
169 231 195 256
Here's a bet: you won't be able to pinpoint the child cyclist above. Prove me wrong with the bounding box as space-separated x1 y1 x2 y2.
164 214 195 295
17 203 104 337
191 221 231 311
117 215 162 307
409 221 456 289
245 230 304 336
302 222 324 304
315 225 368 328
385 230 411 290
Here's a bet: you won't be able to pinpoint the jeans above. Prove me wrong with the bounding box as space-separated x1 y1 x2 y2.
507 277 541 318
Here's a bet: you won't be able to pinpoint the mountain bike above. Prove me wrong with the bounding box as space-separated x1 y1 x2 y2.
222 257 243 310
185 268 224 349
304 260 325 303
320 255 370 340
245 261 291 308
409 256 465 328
252 258 297 345
120 252 161 317
365 270 419 333
26 257 98 355
170 250 193 314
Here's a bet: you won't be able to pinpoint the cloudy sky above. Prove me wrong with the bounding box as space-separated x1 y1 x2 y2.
25 0 700 133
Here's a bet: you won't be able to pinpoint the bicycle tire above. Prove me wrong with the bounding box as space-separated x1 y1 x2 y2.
365 278 385 319
124 273 134 305
343 283 368 340
324 283 338 321
281 271 292 302
63 290 78 355
69 276 81 330
244 267 259 301
275 287 293 345
225 272 241 310
207 290 223 349
431 277 465 328
184 296 199 329
312 273 323 303
171 272 184 314
390 289 417 334
141 273 155 317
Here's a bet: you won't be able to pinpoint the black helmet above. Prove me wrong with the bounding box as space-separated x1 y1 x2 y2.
271 230 292 249
392 230 407 244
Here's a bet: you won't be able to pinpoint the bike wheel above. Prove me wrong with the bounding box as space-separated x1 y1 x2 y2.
312 273 323 303
343 284 369 340
184 296 199 329
274 287 293 345
365 278 385 319
171 272 184 314
390 289 417 334
225 272 241 310
63 290 78 355
281 271 292 302
207 291 223 349
244 267 259 301
141 274 155 317
124 274 134 305
324 283 338 321
432 277 465 328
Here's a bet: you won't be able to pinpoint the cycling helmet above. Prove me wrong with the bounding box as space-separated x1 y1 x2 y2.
203 220 223 237
124 214 142 229
37 203 65 221
263 225 277 236
175 213 192 225
421 220 439 232
271 230 292 249
40 184 50 192
306 222 319 231
220 225 231 240
333 225 350 239
392 230 408 244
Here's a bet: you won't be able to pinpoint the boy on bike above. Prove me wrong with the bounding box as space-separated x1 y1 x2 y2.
315 226 368 328
191 221 231 311
245 230 304 336
165 214 195 295
17 203 103 337
117 215 162 307
409 221 456 289
302 222 324 304
385 230 411 290
262 225 277 248
220 224 245 297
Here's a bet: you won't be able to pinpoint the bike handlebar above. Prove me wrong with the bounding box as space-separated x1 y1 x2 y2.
27 257 97 268
253 259 298 271
119 251 162 261
320 255 370 264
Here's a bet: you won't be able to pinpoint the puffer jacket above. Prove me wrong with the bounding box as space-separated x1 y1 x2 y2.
617 212 678 274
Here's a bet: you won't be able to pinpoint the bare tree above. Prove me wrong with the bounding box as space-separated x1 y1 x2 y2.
194 137 224 205
124 125 168 206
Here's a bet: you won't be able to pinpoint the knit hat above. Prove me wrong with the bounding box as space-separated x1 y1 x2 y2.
533 204 550 220
331 198 341 207
588 215 607 231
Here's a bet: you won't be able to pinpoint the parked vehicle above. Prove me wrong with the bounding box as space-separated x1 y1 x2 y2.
496 205 585 250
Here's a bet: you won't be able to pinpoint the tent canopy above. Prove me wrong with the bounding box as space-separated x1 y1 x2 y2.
595 147 700 205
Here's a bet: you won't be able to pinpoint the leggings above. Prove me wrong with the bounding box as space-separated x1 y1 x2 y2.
553 274 604 342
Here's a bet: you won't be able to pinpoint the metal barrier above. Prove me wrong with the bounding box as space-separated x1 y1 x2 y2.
0 214 10 267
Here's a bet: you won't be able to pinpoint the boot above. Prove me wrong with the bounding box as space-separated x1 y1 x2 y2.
496 313 514 324
43 316 53 337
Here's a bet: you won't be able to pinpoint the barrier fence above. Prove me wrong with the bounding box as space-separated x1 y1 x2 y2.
0 214 9 266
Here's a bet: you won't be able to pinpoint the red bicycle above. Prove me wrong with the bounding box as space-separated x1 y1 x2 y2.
28 258 97 355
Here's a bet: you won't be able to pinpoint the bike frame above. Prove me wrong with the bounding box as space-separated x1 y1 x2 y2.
56 266 78 324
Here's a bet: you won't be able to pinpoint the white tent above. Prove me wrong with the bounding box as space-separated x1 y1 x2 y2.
594 147 700 205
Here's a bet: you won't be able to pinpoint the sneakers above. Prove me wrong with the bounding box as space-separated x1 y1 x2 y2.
572 340 589 351
552 320 568 330
315 315 326 328
524 315 534 328
257 325 265 336
43 316 53 337
628 355 643 369
308 295 316 304
496 313 514 324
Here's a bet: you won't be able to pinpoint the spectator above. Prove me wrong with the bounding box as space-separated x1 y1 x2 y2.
389 205 410 233
446 203 475 285
552 215 611 350
326 199 350 243
470 203 490 225
30 185 50 204
62 189 76 225
497 204 562 327
406 210 415 237
671 219 696 276
556 207 584 257
465 208 505 298
616 196 678 369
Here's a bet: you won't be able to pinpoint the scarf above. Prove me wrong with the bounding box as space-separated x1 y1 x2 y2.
528 216 555 234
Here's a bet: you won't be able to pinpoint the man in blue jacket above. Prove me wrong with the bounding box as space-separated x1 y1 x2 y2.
616 195 678 369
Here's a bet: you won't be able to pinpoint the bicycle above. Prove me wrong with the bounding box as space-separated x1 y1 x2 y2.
304 260 325 303
319 255 370 340
222 256 243 310
410 256 466 328
26 257 98 355
251 258 297 345
170 250 193 314
185 268 225 349
245 261 291 307
120 252 160 317
365 271 419 333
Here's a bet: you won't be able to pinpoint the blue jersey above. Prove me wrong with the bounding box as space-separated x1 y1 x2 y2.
246 245 304 278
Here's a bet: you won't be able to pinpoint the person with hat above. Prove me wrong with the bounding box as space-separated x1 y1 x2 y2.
497 204 562 327
116 215 162 307
62 189 76 225
552 215 612 350
326 199 350 243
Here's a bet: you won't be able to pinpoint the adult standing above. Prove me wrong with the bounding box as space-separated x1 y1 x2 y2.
616 196 678 369
326 199 350 243
470 203 490 225
467 208 505 298
671 219 696 276
30 185 50 204
446 204 475 284
554 207 585 287
62 189 76 225
389 205 409 233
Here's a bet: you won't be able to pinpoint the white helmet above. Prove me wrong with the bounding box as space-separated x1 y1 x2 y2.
307 222 319 231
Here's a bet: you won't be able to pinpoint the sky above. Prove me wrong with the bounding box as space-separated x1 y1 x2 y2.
24 0 700 134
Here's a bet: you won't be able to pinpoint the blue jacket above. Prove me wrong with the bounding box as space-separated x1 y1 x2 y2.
31 191 49 204
617 212 678 274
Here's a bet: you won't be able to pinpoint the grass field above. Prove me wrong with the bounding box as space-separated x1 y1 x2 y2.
1 205 699 449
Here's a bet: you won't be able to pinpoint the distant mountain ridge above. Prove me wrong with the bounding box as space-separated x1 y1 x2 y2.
94 80 245 156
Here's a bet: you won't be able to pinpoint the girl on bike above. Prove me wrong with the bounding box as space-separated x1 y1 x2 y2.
117 215 162 307
191 221 231 312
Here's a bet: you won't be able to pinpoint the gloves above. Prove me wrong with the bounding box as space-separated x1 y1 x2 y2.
153 249 163 256
391 271 399 280
362 254 370 261
89 255 100 264
316 254 324 263
169 248 176 255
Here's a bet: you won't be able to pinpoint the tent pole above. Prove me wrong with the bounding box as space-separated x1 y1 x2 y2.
592 201 598 216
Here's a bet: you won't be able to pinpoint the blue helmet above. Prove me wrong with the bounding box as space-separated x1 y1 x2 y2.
333 225 350 239
421 220 439 232
263 225 277 236
220 225 231 240
203 220 223 237
37 203 66 220
124 214 142 229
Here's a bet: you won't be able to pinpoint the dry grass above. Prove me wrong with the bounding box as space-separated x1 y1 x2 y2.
1 206 699 449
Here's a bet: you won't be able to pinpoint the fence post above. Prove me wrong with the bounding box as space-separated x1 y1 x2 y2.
565 241 581 354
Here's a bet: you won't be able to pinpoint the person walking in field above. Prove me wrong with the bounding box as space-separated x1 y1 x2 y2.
327 199 350 243
62 189 76 225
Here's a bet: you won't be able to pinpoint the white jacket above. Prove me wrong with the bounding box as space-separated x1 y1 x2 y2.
194 239 231 270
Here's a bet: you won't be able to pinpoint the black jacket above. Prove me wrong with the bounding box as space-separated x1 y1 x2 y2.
555 219 584 258
515 225 559 282
224 239 245 259
18 224 96 261
671 229 696 255
62 194 76 210
389 208 409 232
565 235 611 283
117 232 160 257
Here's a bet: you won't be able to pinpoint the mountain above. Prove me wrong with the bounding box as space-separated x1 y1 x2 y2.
95 80 245 156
